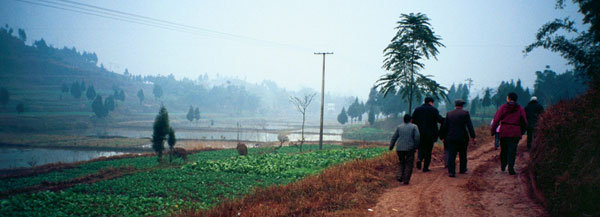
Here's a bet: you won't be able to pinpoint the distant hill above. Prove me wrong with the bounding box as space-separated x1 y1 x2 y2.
0 26 353 126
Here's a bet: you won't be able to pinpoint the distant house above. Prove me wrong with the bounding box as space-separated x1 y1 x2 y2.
327 103 335 112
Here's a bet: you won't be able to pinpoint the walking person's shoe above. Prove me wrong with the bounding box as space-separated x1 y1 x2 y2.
448 173 455 177
509 169 516 175
416 160 422 170
459 169 468 174
501 165 506 172
396 177 403 182
403 181 409 185
422 168 431 172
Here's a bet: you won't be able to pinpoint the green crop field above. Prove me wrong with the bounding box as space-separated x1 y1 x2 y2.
0 145 386 216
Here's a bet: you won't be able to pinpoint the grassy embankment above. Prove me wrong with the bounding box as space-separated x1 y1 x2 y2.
0 144 386 216
530 88 600 216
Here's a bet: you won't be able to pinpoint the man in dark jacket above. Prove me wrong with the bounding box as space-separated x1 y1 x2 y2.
524 96 544 150
441 99 476 177
491 92 528 175
412 97 444 172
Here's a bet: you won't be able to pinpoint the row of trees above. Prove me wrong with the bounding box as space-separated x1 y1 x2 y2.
186 106 201 122
445 83 470 112
354 66 584 124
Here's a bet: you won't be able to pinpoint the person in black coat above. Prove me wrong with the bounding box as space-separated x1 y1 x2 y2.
441 99 476 177
411 97 444 172
524 96 544 150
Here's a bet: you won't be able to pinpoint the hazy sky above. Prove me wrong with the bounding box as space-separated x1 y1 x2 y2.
0 0 584 99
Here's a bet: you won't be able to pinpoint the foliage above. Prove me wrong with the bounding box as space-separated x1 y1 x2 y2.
469 95 480 116
85 85 96 100
186 106 194 122
0 146 385 216
91 95 107 118
188 151 397 217
69 82 81 99
17 28 26 42
104 95 115 111
136 89 144 104
368 105 375 125
376 13 447 112
194 107 200 121
347 98 365 123
530 89 600 216
151 106 170 162
524 1 600 87
184 148 385 179
491 79 531 107
277 133 289 148
153 84 163 99
167 127 176 163
115 89 125 101
444 83 471 111
533 66 587 106
482 88 492 107
337 107 348 125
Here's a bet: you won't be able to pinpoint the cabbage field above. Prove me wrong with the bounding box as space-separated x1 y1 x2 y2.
0 145 386 216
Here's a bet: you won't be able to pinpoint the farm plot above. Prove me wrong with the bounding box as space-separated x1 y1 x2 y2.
0 145 386 216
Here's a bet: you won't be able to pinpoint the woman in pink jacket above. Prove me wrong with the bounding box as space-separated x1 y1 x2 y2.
490 92 528 175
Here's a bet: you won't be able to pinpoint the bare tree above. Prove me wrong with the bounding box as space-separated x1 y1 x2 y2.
289 93 316 152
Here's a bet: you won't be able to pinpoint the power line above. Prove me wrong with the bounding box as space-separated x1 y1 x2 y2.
14 0 310 50
15 0 196 34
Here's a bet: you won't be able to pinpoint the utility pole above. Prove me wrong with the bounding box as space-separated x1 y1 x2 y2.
315 52 333 150
465 78 474 89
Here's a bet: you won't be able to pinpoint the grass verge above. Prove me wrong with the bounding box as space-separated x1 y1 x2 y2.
179 150 397 217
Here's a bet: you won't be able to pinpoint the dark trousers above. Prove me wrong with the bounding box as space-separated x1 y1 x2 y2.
443 141 449 168
396 150 415 184
526 127 536 150
500 137 520 172
446 140 468 175
418 140 434 170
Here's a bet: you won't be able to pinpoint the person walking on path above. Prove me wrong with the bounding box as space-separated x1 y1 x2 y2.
439 120 449 168
524 96 544 150
491 92 528 175
441 99 476 177
389 114 420 185
412 97 444 172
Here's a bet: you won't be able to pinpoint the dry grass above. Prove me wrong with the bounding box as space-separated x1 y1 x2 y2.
177 152 399 217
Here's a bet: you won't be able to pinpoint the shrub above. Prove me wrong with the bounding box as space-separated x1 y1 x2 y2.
530 88 600 216
236 143 248 156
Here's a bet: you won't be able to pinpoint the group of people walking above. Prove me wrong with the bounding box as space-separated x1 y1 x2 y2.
389 92 544 184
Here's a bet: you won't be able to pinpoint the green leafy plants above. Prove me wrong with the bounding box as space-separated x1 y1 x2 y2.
0 145 386 216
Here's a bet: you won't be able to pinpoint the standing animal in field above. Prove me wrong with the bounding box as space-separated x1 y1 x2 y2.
236 143 248 156
169 147 188 161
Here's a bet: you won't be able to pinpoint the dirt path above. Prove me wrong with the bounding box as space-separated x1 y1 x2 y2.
369 139 547 217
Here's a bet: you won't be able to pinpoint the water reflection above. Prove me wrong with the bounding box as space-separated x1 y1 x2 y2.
105 128 343 142
0 148 134 170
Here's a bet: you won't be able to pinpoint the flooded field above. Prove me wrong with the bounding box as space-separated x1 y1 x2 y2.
0 147 141 170
103 127 343 142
